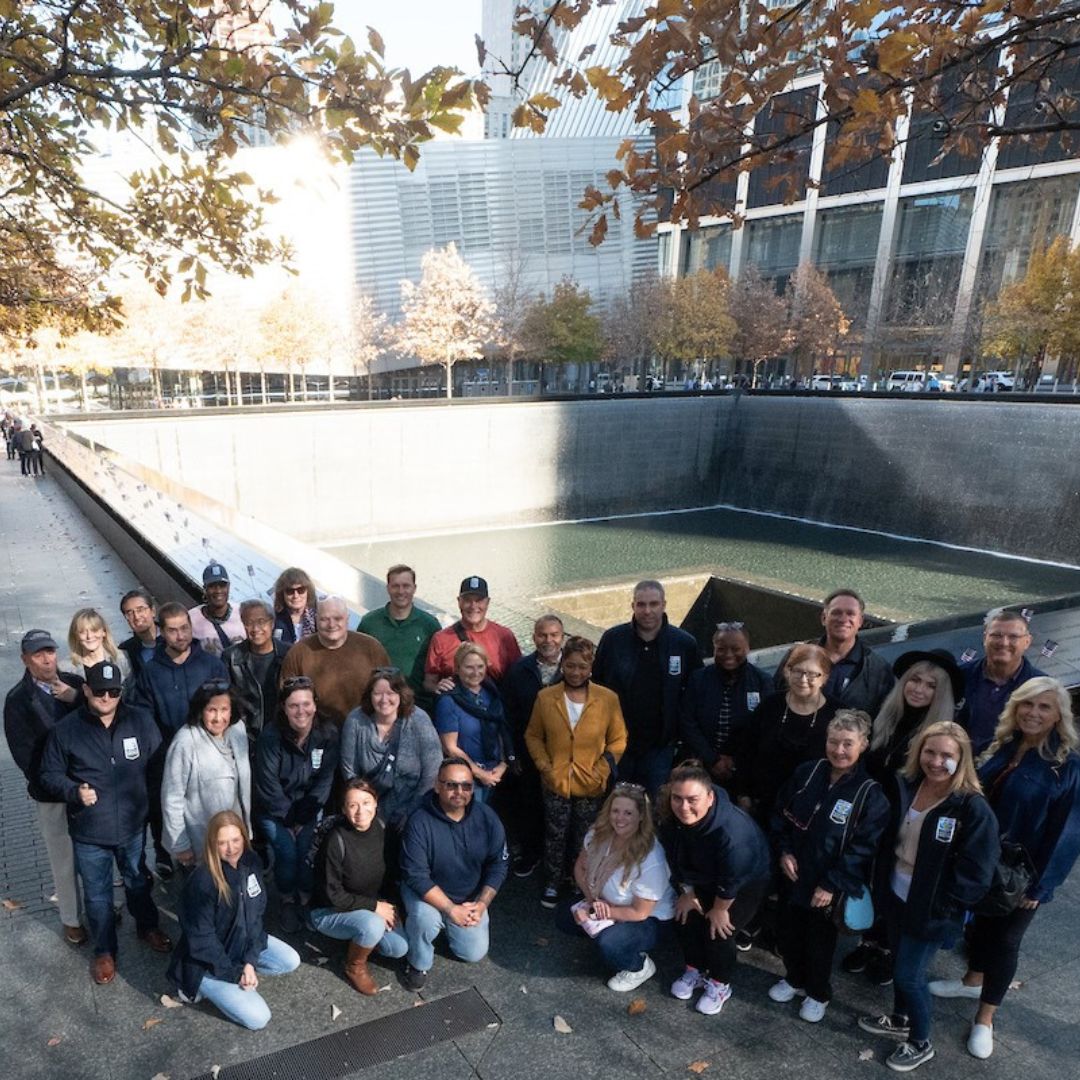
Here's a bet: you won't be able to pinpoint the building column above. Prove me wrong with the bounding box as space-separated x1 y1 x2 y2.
798 87 829 267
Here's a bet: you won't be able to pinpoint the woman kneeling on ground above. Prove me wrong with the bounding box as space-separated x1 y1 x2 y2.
858 721 998 1073
308 779 408 995
167 811 300 1030
930 677 1080 1060
659 760 771 1016
556 781 675 993
769 710 889 1022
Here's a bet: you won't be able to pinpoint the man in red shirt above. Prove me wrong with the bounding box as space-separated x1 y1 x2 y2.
424 576 522 692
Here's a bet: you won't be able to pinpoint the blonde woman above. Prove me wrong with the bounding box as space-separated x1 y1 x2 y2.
167 811 299 1030
858 722 999 1073
65 608 129 681
557 782 675 992
931 677 1080 1060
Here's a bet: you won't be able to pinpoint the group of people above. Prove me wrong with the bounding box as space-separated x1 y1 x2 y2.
5 564 1079 1071
1 412 46 476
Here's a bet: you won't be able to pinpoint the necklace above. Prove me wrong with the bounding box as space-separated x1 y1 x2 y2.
781 700 821 729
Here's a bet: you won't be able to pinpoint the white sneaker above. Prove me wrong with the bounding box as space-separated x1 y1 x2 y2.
671 966 705 1000
799 996 828 1023
768 979 806 1003
967 1023 994 1059
607 954 656 993
695 979 732 1015
929 979 982 999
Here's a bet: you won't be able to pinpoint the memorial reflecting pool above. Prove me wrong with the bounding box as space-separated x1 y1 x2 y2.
326 506 1080 639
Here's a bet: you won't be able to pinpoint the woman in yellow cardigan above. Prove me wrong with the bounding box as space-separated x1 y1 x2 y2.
526 636 628 910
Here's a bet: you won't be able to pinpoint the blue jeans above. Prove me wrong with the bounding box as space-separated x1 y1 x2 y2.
308 907 408 958
401 884 489 972
885 892 942 1044
194 936 300 1030
616 745 674 799
555 901 663 972
73 831 159 957
257 816 316 898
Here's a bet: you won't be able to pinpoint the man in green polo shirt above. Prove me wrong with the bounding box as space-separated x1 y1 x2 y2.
357 564 442 713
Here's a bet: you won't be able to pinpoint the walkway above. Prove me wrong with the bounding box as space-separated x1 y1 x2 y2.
0 457 1077 1080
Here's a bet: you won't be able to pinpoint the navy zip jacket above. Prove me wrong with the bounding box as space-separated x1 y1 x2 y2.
254 722 339 825
118 634 161 680
680 661 774 764
660 784 770 900
130 640 227 738
878 775 999 941
400 790 508 903
39 702 162 846
771 759 890 908
978 736 1080 903
593 616 702 747
167 850 268 999
4 670 84 801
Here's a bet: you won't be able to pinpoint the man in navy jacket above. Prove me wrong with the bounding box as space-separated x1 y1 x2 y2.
593 580 702 794
40 662 172 985
3 629 86 944
130 601 227 874
399 757 508 989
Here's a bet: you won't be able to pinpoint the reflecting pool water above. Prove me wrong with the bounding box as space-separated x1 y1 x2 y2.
326 507 1080 641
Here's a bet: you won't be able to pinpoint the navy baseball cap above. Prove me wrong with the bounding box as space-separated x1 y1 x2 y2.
458 576 489 599
85 661 123 693
202 563 230 586
21 629 57 654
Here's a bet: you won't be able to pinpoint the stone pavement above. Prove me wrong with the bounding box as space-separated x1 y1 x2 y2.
1 456 1079 1080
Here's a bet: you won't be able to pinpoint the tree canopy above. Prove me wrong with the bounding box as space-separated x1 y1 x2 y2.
0 1 480 339
505 1 1080 239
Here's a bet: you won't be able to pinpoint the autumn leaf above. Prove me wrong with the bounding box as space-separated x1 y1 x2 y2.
2 898 24 911
688 1062 710 1074
589 217 609 247
585 66 625 103
553 1014 573 1033
47 1036 62 1047
159 994 183 1009
142 1017 163 1031
627 998 647 1015
526 93 562 111
858 1049 874 1061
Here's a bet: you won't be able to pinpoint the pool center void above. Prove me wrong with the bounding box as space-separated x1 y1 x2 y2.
45 392 1080 678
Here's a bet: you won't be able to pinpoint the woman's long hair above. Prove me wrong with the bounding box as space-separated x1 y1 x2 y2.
67 608 121 666
272 567 316 615
982 676 1077 765
871 661 956 752
203 810 251 906
901 720 982 796
587 783 656 887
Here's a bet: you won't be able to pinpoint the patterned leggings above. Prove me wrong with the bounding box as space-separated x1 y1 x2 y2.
541 788 603 888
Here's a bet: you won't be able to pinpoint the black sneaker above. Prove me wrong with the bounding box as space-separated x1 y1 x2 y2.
734 929 753 952
540 884 559 909
512 854 540 878
858 1014 911 1040
841 942 874 974
886 1041 935 1072
402 964 428 991
868 949 895 987
154 859 174 882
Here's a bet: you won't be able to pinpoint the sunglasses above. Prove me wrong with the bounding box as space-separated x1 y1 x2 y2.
91 688 122 700
715 621 745 632
373 666 401 678
282 676 314 691
441 780 474 792
284 585 307 595
201 679 230 694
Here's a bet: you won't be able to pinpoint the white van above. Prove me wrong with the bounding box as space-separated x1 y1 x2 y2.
887 370 925 392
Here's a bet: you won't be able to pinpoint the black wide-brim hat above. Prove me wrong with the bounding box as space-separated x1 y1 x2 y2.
892 648 964 701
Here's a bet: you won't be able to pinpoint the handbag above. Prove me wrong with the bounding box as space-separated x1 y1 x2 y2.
973 839 1034 918
829 779 877 933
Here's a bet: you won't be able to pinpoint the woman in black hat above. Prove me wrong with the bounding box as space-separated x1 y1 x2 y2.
866 650 962 785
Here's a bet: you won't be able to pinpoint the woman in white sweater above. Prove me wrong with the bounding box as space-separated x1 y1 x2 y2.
162 681 252 868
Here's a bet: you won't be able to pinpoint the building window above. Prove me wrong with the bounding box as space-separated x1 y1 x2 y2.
680 224 733 276
743 214 803 293
812 203 884 327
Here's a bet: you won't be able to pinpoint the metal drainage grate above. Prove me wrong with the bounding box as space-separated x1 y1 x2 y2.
189 988 500 1080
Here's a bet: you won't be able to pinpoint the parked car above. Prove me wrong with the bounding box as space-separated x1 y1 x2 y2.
886 370 925 392
973 370 1015 392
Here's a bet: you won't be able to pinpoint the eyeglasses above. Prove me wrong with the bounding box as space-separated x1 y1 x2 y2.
283 676 314 691
201 679 230 694
91 688 122 700
440 780 474 792
244 619 273 629
284 585 307 595
986 632 1029 643
715 621 745 632
122 605 151 617
373 666 401 678
788 669 824 682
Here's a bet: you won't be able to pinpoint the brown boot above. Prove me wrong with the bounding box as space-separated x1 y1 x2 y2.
344 941 379 995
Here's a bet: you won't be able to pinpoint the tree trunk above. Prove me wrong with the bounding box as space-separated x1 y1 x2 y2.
79 369 89 411
287 365 296 403
445 360 453 399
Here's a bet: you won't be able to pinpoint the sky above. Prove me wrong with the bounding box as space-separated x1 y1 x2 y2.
333 1 485 76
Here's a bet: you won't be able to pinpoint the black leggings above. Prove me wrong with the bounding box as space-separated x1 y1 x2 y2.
674 878 769 985
967 906 1039 1007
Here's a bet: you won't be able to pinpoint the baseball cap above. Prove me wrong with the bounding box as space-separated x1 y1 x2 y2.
21 629 57 654
202 563 230 586
458 575 489 599
85 661 123 693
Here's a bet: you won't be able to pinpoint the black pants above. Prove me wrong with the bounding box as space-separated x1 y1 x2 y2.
19 450 29 475
674 877 769 985
492 759 544 860
778 901 839 1001
29 449 44 475
967 905 1039 1007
